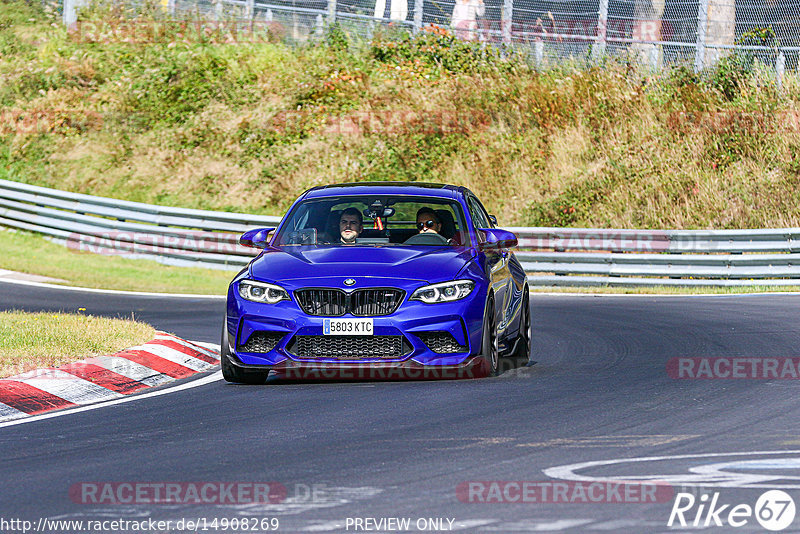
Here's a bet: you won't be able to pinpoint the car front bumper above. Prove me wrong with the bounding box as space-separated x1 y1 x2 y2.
225 276 488 370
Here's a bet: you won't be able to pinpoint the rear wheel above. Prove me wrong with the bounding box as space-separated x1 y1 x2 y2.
478 298 499 378
220 325 269 384
514 287 531 359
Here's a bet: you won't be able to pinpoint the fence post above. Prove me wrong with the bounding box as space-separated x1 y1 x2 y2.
501 0 512 44
649 45 659 70
694 0 709 72
413 0 423 33
246 0 254 21
592 0 608 60
535 39 543 68
328 0 336 24
777 51 786 91
63 0 77 26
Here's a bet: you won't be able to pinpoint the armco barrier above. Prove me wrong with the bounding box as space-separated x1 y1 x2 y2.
0 179 280 270
510 227 800 287
1 180 799 286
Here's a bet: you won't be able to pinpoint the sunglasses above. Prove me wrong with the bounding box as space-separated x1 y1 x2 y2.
416 220 437 230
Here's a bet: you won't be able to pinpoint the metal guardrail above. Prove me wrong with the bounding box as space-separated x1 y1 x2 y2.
510 227 800 287
2 180 800 286
0 179 280 270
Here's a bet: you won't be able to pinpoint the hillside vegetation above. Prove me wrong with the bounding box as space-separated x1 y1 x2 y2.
2 0 799 228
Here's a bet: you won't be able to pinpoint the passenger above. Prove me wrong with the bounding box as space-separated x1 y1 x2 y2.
415 207 442 235
339 207 363 244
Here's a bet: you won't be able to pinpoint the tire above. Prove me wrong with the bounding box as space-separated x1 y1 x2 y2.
513 287 532 359
220 325 269 384
478 298 499 378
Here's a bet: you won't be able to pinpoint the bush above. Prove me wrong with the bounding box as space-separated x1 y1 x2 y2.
370 25 518 76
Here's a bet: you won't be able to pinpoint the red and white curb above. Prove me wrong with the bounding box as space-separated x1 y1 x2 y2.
0 332 219 422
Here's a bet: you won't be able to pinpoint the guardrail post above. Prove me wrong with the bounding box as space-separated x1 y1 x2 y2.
502 0 512 44
694 0 709 72
592 0 608 60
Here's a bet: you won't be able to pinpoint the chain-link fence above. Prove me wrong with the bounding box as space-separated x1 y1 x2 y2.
61 0 800 74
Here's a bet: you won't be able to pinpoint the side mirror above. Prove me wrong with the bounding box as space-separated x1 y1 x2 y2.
479 228 517 251
239 227 275 249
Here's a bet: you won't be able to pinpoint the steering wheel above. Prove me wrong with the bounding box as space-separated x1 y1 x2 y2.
403 232 450 245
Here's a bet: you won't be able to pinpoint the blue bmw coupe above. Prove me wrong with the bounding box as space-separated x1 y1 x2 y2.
221 182 530 383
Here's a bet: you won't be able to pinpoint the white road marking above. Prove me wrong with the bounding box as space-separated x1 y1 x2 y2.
586 520 668 530
481 519 593 531
451 519 498 530
126 344 212 372
301 518 497 532
0 277 225 299
90 355 174 387
0 371 223 428
153 335 220 359
192 341 221 352
302 521 345 531
544 450 800 489
7 369 123 404
0 401 27 420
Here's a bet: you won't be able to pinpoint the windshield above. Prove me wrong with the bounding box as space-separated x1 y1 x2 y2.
274 195 470 247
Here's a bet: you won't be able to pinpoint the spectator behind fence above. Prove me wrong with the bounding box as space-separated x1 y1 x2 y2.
374 0 408 22
451 0 484 41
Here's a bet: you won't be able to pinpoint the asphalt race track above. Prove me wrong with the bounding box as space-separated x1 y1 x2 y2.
2 281 800 533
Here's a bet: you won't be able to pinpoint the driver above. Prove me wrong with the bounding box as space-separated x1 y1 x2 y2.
339 207 363 244
416 207 442 235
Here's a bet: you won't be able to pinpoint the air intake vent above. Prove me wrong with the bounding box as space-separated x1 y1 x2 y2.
288 335 411 360
238 332 285 353
295 288 404 317
417 332 468 354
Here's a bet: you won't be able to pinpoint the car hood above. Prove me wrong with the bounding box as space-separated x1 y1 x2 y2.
249 246 476 284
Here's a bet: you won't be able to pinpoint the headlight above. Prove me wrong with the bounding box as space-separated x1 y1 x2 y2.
410 280 475 304
238 280 290 304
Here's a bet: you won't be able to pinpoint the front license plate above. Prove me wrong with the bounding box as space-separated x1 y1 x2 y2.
323 318 374 336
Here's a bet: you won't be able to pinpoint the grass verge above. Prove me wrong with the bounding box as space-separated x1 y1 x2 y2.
2 1 800 229
0 310 156 378
0 229 234 294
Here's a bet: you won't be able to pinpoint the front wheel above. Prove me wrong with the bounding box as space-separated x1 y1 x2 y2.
220 325 269 384
477 298 499 378
514 287 531 359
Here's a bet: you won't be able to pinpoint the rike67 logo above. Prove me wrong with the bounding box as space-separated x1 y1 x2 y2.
668 490 796 531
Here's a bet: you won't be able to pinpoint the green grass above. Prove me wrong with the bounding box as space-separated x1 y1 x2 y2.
0 229 233 294
0 310 156 377
2 0 800 230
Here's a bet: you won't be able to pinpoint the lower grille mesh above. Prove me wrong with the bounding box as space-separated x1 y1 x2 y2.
417 332 468 354
289 336 409 359
239 332 285 353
